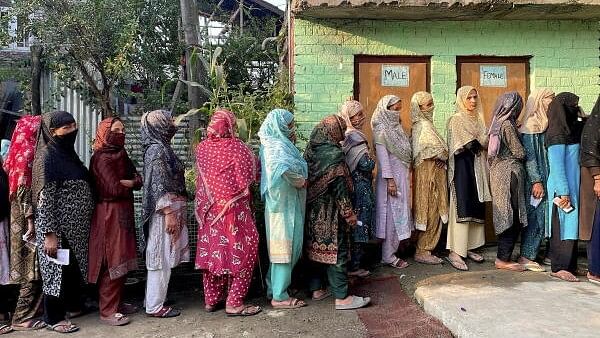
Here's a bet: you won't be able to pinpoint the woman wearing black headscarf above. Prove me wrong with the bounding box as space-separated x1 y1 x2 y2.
579 94 600 285
545 93 585 282
32 111 94 333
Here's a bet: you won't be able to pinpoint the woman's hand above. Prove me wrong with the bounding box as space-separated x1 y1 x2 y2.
532 182 545 199
44 232 58 258
120 179 135 188
165 211 180 235
387 178 397 197
24 218 35 242
594 179 600 199
557 195 571 209
345 213 358 228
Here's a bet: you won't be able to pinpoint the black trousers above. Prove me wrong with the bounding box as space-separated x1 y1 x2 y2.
497 173 522 262
550 206 578 273
43 240 83 325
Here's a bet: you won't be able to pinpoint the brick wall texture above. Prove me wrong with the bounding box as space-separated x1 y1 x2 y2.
293 19 599 136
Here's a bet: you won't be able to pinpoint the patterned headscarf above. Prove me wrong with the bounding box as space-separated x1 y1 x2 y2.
410 92 448 167
519 88 555 134
258 109 307 197
371 95 412 166
304 115 352 202
339 100 369 172
447 86 488 156
141 110 177 149
487 91 524 160
195 109 257 227
3 115 41 200
338 100 365 134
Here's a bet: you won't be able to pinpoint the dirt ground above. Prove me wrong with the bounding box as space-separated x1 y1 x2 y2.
4 245 520 338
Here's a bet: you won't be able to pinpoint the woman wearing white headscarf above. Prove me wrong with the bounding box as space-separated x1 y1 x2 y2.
445 86 491 271
372 95 413 269
410 92 448 265
518 88 555 271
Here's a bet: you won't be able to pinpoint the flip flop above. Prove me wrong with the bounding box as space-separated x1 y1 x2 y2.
543 257 551 266
271 298 307 309
587 272 600 285
46 321 79 334
445 256 468 271
0 324 12 335
467 251 484 263
522 262 546 272
335 296 371 310
11 319 47 331
100 313 130 326
414 254 443 265
387 257 409 270
312 290 332 301
550 270 580 282
146 306 181 318
226 305 262 317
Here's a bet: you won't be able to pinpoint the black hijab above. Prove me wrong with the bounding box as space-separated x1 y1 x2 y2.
545 92 586 148
581 95 600 168
31 111 89 206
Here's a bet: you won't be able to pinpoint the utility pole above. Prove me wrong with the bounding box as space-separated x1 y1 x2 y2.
180 0 209 110
30 43 43 116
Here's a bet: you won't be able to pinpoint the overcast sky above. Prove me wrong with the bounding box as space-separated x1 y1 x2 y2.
265 0 287 10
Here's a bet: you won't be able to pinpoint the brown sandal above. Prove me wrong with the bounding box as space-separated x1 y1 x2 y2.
226 305 262 317
100 313 130 326
271 298 307 309
146 306 180 318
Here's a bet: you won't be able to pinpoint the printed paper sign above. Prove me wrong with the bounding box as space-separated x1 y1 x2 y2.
381 65 409 87
480 65 507 87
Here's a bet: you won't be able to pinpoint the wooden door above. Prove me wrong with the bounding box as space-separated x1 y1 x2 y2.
354 56 431 146
457 56 530 126
457 56 530 242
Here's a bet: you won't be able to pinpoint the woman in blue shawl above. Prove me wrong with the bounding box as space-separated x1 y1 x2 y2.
259 109 308 309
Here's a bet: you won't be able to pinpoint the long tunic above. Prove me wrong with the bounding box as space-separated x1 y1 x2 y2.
350 154 376 242
489 121 528 234
9 186 39 284
579 167 600 241
35 180 93 297
546 144 580 240
88 152 142 283
522 133 550 236
0 218 8 285
374 144 413 242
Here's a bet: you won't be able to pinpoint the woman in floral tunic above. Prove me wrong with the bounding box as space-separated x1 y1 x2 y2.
195 109 261 317
3 115 46 331
32 111 94 333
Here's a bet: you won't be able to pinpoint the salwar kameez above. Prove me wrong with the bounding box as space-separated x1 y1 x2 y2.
413 160 447 255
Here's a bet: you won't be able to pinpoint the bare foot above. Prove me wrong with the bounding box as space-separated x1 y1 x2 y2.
446 251 468 271
312 289 330 301
415 253 443 265
335 295 355 306
495 259 526 271
551 270 579 282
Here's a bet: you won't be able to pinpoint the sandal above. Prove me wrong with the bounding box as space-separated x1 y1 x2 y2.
348 269 372 278
522 262 546 272
550 270 580 282
335 296 371 310
100 313 130 326
0 324 12 335
414 254 443 265
271 297 307 309
12 319 47 331
445 256 468 271
226 305 262 317
587 272 600 285
118 303 139 315
387 257 409 270
205 300 225 313
46 321 79 334
146 306 181 318
312 289 331 301
467 251 484 263
495 262 526 272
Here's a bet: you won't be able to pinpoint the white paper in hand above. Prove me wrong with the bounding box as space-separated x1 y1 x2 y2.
48 249 70 265
530 195 542 208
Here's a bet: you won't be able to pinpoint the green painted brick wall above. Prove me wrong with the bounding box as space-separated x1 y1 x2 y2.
293 19 599 136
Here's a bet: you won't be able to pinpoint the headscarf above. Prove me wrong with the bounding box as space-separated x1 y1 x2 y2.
31 111 89 206
258 109 307 197
304 115 353 202
447 86 488 156
339 100 369 172
519 88 555 134
487 91 524 160
195 109 257 227
141 110 185 233
410 91 448 167
93 117 126 153
0 140 10 161
545 92 585 147
581 95 600 167
3 115 41 200
371 95 412 166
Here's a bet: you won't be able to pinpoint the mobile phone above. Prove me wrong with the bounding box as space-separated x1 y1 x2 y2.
552 197 574 213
